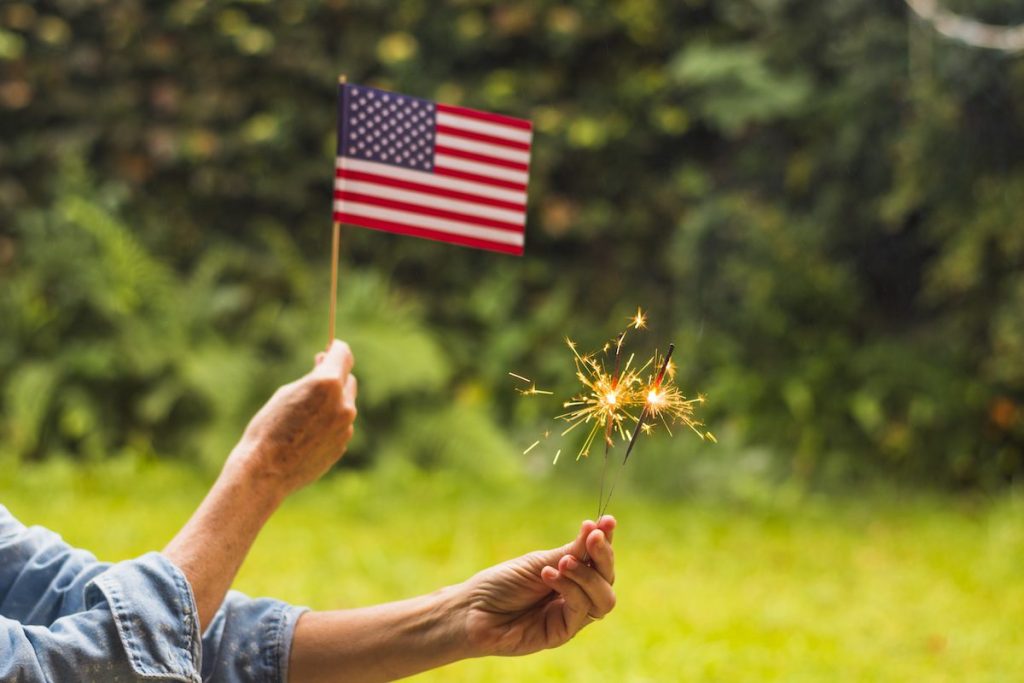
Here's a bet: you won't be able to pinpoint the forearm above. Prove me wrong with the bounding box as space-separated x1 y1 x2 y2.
163 450 284 630
162 339 356 632
288 584 473 683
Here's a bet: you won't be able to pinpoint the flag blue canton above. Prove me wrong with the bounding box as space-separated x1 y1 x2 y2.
339 85 437 171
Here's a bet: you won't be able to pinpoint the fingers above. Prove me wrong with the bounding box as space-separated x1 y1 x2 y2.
540 552 617 636
540 565 592 631
534 516 618 573
597 515 616 544
585 529 615 585
558 555 616 619
312 339 354 381
342 374 358 424
343 373 358 406
572 516 615 553
567 519 598 559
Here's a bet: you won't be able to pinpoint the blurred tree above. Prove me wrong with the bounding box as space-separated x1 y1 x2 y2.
1 0 1022 487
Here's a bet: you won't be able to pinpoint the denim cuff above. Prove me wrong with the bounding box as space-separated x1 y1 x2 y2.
262 601 307 683
85 552 202 682
200 590 308 683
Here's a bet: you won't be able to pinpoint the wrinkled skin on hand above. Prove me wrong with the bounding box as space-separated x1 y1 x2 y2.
462 516 617 657
227 340 358 498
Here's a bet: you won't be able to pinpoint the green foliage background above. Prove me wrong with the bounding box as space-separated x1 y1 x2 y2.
2 0 1023 488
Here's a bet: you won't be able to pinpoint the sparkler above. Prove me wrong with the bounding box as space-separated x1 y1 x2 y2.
621 343 676 467
512 309 714 522
557 335 644 461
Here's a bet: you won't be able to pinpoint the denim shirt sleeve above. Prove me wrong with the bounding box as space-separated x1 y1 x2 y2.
201 591 308 683
2 503 308 682
0 504 202 681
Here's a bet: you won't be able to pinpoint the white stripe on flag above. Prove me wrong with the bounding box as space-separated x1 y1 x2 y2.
336 157 527 204
434 133 531 164
339 179 526 224
335 201 525 246
436 112 533 145
433 154 530 184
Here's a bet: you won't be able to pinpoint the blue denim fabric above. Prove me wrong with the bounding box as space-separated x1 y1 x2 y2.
0 504 307 682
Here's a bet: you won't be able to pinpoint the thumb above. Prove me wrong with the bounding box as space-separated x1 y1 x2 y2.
312 339 354 380
535 520 599 567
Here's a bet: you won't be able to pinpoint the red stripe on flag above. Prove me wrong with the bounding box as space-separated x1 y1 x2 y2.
334 211 524 256
335 191 524 233
436 103 533 131
432 166 528 192
434 145 530 172
335 168 527 212
435 124 531 151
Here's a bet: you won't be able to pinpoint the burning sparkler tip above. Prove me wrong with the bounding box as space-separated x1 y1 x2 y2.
629 307 648 330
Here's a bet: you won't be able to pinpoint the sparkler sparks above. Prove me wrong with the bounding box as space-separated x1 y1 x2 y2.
557 335 645 460
629 307 647 330
554 319 713 460
634 347 715 442
508 372 553 397
511 308 715 516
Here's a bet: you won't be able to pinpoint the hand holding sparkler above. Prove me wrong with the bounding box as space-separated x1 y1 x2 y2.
288 517 616 679
461 516 617 656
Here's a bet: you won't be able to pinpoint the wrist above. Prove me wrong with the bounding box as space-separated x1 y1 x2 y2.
442 580 490 660
426 582 477 662
221 442 289 511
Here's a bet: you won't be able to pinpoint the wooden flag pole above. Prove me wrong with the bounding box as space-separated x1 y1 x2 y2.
328 220 341 342
328 74 347 343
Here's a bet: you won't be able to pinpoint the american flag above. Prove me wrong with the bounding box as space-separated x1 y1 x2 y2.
334 83 532 256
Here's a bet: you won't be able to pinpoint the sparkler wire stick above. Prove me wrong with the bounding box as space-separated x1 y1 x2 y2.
597 332 627 520
595 343 675 522
623 343 674 466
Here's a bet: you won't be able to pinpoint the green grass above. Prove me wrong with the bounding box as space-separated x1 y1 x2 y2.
2 459 1023 682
